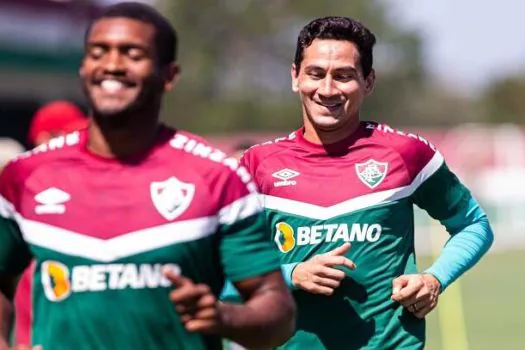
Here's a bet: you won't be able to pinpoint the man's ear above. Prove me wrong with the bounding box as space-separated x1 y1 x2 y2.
164 63 181 92
364 69 376 96
291 64 299 93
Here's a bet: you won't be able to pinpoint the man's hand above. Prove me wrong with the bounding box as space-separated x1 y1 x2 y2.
163 268 222 333
292 243 356 296
391 273 441 319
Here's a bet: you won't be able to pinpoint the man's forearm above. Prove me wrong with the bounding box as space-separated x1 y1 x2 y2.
220 263 299 302
217 289 295 349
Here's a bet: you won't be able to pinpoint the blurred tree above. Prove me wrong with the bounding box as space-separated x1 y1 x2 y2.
158 0 470 133
481 75 525 124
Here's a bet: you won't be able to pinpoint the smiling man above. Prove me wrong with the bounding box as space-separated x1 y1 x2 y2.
0 3 295 350
238 16 494 349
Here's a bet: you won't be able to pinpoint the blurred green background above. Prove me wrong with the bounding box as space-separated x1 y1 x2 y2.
421 250 525 350
3 0 525 140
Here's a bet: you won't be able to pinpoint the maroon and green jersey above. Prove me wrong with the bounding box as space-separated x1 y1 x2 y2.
241 121 471 349
0 125 279 350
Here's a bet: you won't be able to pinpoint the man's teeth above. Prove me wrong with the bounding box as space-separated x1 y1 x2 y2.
100 80 125 93
321 103 340 107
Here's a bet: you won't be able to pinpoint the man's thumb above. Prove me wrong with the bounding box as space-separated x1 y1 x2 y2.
162 266 190 288
392 275 409 294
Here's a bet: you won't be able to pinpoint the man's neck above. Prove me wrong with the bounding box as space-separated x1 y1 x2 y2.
87 116 160 159
303 116 361 145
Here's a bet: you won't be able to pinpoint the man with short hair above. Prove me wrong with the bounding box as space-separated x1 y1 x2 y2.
0 3 295 349
239 16 494 349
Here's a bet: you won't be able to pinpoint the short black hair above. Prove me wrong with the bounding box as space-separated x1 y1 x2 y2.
294 16 376 78
85 2 177 65
234 140 255 152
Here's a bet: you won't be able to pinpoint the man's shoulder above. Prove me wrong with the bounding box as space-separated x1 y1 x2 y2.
3 131 82 182
365 121 442 179
0 131 82 206
165 129 257 193
365 122 436 153
165 129 235 169
241 131 297 168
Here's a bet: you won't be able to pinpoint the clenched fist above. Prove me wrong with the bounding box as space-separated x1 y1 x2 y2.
391 273 441 319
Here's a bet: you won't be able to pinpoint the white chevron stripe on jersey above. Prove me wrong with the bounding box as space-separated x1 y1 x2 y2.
218 193 261 225
262 151 444 220
0 192 264 261
16 215 218 262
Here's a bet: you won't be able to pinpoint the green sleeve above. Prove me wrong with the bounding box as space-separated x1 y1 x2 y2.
219 211 281 282
0 215 31 275
0 163 31 275
412 162 471 222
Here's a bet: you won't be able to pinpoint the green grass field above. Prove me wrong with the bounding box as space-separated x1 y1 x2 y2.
420 250 525 350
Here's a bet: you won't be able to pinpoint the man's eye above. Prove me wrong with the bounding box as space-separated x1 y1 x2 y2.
89 47 104 59
335 75 352 81
309 72 324 80
128 49 145 60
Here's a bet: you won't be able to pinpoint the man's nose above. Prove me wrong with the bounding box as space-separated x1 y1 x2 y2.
101 49 126 74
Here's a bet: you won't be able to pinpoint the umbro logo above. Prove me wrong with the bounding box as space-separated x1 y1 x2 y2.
272 168 299 187
34 187 70 215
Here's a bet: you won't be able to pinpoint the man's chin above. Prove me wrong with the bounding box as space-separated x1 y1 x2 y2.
90 104 138 129
94 109 123 118
310 114 342 129
92 104 131 118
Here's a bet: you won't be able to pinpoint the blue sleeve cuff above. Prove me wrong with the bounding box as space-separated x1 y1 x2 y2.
425 197 494 291
219 280 242 302
281 262 299 290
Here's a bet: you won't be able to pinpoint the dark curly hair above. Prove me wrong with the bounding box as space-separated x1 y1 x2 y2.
294 16 376 78
84 2 177 66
